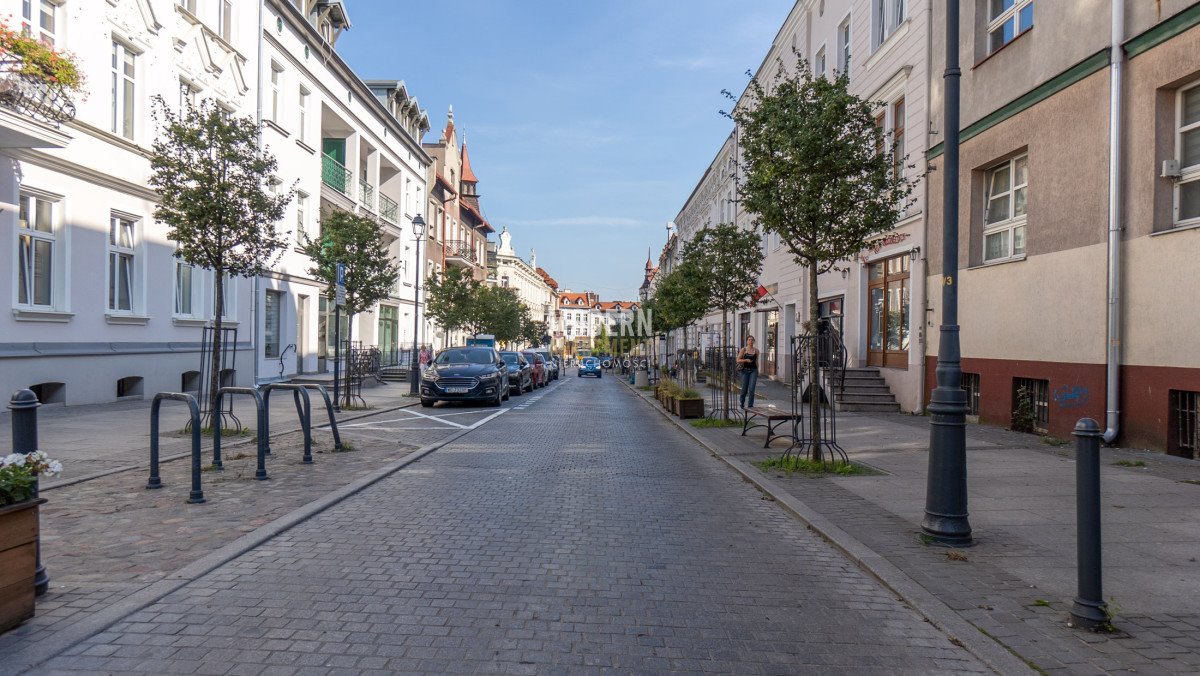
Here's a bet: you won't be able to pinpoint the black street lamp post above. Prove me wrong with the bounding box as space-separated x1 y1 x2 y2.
923 0 972 546
409 214 427 395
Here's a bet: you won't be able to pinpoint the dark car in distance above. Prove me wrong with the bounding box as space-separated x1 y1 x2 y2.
499 351 532 395
521 351 546 388
420 346 509 407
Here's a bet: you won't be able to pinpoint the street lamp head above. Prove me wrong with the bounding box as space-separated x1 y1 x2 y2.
412 214 427 238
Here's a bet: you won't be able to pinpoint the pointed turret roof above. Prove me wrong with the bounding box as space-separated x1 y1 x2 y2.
460 138 479 183
645 248 653 272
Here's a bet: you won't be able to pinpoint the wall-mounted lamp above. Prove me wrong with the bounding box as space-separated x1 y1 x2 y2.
909 246 922 262
840 267 850 279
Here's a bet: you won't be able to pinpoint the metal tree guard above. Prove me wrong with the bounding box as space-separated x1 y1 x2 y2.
784 328 848 465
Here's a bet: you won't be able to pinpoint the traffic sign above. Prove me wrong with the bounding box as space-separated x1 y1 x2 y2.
335 263 346 306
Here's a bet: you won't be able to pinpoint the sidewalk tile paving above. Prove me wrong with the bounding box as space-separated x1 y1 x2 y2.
668 376 1200 674
24 376 987 674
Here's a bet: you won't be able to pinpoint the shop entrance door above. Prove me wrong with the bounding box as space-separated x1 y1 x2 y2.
867 254 910 369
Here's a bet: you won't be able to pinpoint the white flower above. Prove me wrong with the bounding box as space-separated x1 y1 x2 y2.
3 453 26 467
45 461 63 476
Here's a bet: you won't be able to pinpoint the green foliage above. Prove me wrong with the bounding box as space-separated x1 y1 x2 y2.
730 59 917 283
681 223 764 318
756 455 869 476
424 267 479 339
652 262 708 333
470 285 525 342
0 451 62 506
0 23 85 90
593 324 610 354
689 418 742 429
1011 386 1037 434
300 210 400 317
1039 435 1068 446
1111 460 1146 468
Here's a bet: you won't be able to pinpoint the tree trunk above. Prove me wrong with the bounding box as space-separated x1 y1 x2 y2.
208 271 224 431
721 308 730 421
807 262 823 463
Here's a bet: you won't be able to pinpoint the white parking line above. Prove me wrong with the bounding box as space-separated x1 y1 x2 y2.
341 406 508 431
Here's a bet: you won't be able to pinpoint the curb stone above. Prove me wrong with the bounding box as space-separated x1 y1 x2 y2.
6 419 473 675
623 381 1034 675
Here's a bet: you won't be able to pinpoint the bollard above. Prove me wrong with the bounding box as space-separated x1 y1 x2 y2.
261 384 313 463
299 384 343 451
9 389 49 595
1070 417 1108 630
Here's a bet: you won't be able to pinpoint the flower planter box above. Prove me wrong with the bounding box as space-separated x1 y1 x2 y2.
676 398 704 419
0 498 45 634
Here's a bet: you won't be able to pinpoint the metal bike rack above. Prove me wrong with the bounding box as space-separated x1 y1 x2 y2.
147 392 205 504
261 383 313 463
212 386 268 480
295 383 343 451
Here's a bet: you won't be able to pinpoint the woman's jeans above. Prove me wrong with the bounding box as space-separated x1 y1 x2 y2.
739 368 758 408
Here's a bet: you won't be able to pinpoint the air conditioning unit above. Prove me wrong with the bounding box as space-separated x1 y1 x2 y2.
1162 159 1182 179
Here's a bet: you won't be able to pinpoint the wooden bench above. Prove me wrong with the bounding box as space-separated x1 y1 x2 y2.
741 406 801 448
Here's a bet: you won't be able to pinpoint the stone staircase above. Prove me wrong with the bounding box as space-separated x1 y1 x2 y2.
835 367 901 413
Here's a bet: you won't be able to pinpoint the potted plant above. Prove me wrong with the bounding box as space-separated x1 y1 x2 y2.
0 451 61 633
676 388 704 419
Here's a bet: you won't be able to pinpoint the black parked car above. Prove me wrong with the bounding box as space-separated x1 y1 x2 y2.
499 351 533 395
420 346 510 407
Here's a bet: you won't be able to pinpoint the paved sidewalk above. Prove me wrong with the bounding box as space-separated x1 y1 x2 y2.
0 382 416 488
635 378 1200 674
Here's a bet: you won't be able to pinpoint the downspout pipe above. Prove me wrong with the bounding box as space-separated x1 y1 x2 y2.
1104 0 1123 444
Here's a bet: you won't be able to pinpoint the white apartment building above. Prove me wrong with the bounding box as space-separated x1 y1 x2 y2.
0 0 432 406
493 228 555 335
261 0 430 378
663 0 931 411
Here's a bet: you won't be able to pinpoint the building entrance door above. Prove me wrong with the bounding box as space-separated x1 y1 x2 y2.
296 295 308 373
378 305 399 366
763 310 779 377
867 254 910 369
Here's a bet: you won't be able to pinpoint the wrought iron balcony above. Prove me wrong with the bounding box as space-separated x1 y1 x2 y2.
444 239 478 268
379 194 398 224
358 178 375 212
321 154 351 194
0 60 76 125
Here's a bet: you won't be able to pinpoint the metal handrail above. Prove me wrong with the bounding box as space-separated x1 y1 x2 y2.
358 178 375 211
444 239 477 264
0 59 76 124
321 154 352 194
379 194 399 223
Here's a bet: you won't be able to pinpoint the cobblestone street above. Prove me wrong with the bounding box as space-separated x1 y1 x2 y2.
28 376 985 674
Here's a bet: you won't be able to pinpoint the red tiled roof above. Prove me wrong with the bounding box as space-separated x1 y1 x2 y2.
458 199 494 233
536 268 559 290
435 172 457 195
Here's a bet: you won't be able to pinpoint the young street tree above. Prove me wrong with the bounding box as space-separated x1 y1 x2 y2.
300 210 400 403
468 285 524 343
149 97 292 424
653 261 709 386
732 59 918 459
424 266 478 348
521 316 548 348
681 223 764 419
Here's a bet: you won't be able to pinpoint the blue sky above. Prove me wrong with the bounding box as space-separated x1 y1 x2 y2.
339 0 793 300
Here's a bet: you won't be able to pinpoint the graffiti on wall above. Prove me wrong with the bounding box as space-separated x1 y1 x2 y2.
1052 384 1090 409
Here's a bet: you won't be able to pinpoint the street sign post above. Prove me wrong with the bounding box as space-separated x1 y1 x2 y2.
333 262 345 410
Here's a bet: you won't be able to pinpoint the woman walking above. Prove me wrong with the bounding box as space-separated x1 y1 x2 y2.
737 336 759 409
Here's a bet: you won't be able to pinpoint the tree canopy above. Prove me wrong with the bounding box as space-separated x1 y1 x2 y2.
300 210 400 317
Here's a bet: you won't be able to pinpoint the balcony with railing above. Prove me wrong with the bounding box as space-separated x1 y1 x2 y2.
379 194 399 224
444 239 479 268
0 55 76 148
321 154 352 195
358 178 375 213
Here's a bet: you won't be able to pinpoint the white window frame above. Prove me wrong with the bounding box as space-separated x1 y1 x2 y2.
836 16 851 75
15 191 58 308
174 259 197 317
178 0 197 14
982 154 1028 263
211 271 236 320
264 289 284 359
111 39 137 140
296 191 309 242
873 0 907 49
179 79 199 112
22 0 57 46
987 0 1033 54
107 215 137 313
217 0 233 41
814 45 827 78
270 62 283 124
298 85 309 142
1174 81 1200 227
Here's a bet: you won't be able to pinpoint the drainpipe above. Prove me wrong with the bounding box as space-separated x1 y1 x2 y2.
1104 0 1123 444
252 0 267 385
